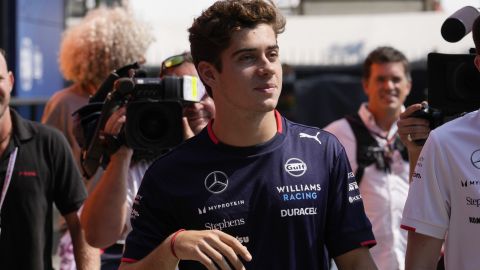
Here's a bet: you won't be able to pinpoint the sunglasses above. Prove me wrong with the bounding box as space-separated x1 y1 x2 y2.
160 52 193 77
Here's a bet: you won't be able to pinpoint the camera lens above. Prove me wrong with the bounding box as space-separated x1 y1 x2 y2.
138 107 169 141
125 100 183 151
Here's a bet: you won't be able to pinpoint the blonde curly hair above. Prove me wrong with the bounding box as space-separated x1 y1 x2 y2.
59 6 154 87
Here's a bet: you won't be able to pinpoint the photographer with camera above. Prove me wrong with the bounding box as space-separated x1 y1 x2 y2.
399 14 480 270
324 46 411 270
120 1 377 269
80 51 215 269
41 6 154 270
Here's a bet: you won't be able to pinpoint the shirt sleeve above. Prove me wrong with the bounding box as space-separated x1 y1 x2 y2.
51 128 87 215
401 133 449 239
122 165 176 262
325 144 376 258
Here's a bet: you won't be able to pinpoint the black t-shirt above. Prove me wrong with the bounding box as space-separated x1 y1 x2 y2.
0 109 87 270
123 114 375 269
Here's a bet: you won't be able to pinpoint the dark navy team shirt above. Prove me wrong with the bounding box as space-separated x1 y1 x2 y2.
123 112 375 269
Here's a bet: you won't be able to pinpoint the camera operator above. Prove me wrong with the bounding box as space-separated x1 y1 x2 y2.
80 52 215 269
159 52 215 137
41 6 153 270
399 16 480 270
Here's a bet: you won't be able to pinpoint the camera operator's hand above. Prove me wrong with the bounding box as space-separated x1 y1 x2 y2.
173 229 252 270
398 102 431 150
104 106 127 138
397 102 431 183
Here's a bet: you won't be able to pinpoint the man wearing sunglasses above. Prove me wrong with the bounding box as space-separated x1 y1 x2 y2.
160 52 216 137
81 52 215 269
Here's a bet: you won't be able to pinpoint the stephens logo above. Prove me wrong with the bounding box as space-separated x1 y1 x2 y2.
471 149 480 169
284 158 307 177
466 196 480 207
204 218 245 230
204 171 229 194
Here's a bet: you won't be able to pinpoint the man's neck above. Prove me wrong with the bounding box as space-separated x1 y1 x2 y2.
369 107 400 131
212 110 278 147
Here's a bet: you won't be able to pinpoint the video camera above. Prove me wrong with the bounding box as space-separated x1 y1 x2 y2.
410 6 480 143
73 63 206 179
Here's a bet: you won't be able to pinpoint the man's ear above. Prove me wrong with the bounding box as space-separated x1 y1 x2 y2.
475 55 480 72
197 61 216 89
8 71 14 93
362 78 370 96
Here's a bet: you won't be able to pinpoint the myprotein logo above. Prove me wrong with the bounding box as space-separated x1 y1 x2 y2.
204 171 229 194
284 158 307 177
197 200 245 215
471 149 480 169
461 179 480 187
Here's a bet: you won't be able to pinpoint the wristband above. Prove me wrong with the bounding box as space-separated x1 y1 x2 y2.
170 229 186 259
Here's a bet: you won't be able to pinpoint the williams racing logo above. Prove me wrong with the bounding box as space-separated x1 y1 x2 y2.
284 158 307 177
204 171 229 194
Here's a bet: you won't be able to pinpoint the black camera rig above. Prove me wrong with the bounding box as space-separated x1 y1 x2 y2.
73 63 206 179
409 6 480 145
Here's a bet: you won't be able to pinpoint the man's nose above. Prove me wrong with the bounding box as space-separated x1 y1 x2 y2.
383 79 395 89
257 56 275 76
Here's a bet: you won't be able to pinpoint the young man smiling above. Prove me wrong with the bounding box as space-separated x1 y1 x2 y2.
120 1 377 269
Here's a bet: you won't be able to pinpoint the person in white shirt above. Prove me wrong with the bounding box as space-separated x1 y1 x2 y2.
400 15 480 270
324 46 412 270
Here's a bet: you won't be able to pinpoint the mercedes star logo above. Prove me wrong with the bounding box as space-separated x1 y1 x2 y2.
204 171 229 194
471 149 480 169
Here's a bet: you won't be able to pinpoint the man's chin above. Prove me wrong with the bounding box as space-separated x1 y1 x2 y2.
188 118 208 134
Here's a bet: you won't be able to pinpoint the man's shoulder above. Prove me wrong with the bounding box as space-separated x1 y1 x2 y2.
285 118 346 151
147 133 208 169
14 114 68 142
323 117 350 134
430 110 479 141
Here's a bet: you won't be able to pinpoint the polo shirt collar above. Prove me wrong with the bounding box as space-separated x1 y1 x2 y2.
10 108 37 143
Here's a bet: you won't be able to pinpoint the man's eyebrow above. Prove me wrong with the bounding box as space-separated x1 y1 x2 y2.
231 48 256 57
231 45 279 57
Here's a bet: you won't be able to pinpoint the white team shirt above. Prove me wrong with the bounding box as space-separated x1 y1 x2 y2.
401 109 480 269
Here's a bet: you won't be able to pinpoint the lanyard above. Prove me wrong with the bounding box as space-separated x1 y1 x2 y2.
0 147 18 216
